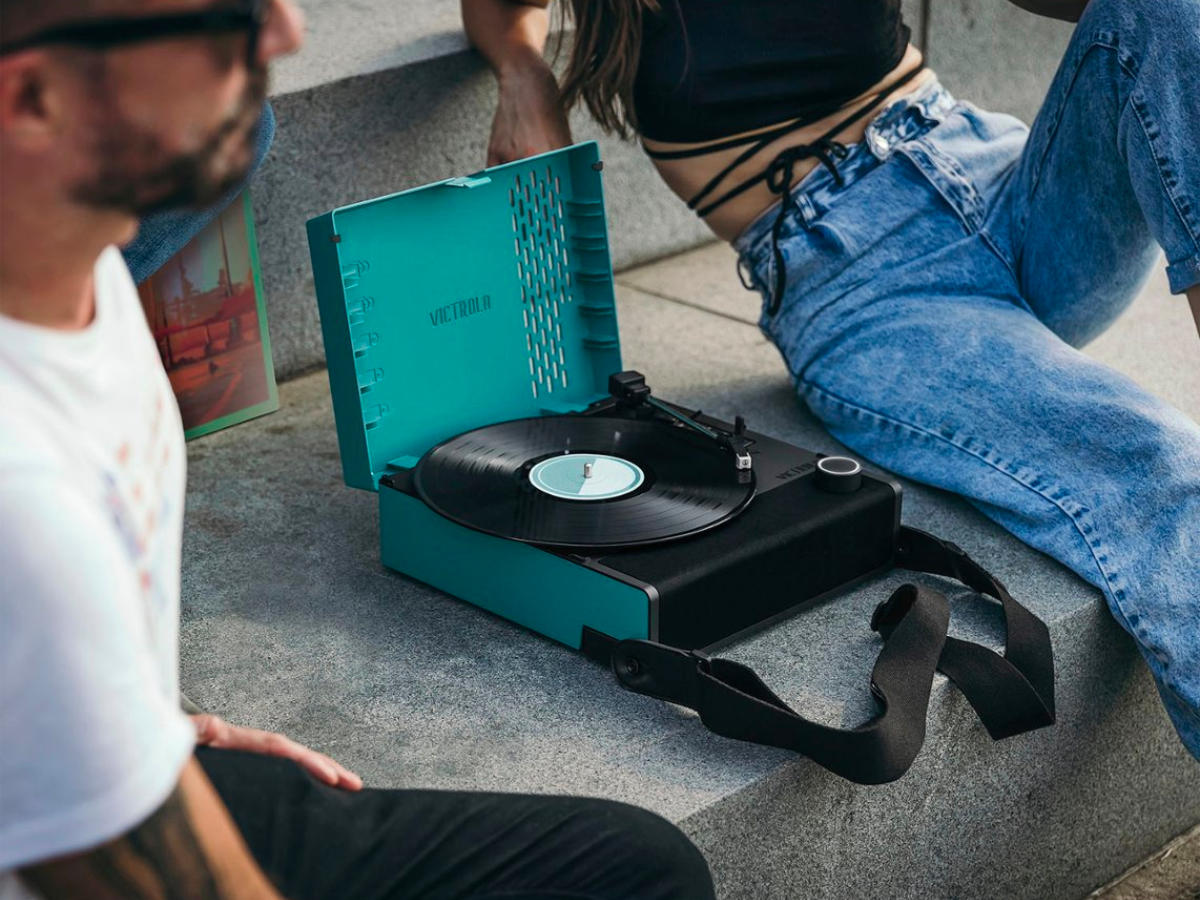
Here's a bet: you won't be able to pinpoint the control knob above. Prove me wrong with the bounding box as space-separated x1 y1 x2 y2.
814 455 863 493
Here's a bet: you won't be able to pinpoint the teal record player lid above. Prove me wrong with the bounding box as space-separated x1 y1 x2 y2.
306 142 623 492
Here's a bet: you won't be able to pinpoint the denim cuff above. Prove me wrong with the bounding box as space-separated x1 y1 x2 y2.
1166 251 1200 294
122 101 277 285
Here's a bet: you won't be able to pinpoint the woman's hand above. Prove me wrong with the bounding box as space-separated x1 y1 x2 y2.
191 713 363 791
488 57 573 165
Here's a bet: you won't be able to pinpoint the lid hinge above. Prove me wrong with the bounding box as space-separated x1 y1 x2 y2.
445 175 493 189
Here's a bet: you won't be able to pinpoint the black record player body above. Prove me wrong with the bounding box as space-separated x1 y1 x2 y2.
380 394 901 654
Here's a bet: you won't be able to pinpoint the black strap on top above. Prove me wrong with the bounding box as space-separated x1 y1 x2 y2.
611 525 1055 785
643 60 928 316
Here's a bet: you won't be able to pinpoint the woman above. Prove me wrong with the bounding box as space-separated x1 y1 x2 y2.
463 0 1200 760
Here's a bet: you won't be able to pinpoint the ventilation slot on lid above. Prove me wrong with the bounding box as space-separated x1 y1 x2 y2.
511 166 573 400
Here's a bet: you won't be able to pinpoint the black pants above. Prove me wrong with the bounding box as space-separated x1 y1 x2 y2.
197 748 715 900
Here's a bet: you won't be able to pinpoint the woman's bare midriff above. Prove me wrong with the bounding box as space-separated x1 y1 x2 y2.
642 44 934 243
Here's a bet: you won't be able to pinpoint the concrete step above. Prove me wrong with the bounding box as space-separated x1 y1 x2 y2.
180 242 1200 900
925 0 1075 127
254 0 936 380
1089 825 1200 900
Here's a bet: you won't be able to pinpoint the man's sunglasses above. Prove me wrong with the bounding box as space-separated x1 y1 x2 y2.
0 0 267 66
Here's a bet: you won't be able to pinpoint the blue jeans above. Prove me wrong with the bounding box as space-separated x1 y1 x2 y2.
122 102 276 284
735 0 1200 758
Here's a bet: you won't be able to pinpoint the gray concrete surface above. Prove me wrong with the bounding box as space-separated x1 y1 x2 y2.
271 0 469 96
1090 826 1200 900
925 0 1074 126
181 244 1200 899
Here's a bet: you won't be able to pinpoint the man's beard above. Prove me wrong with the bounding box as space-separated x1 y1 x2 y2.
70 65 268 217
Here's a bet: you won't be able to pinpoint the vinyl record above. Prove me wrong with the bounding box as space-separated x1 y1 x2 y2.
413 415 755 548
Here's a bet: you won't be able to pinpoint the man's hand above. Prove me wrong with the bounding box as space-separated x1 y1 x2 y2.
191 714 363 791
487 53 573 165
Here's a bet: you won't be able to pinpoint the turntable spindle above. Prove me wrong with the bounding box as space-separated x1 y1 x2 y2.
584 462 593 479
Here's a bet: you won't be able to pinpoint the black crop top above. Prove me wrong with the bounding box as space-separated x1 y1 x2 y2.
633 0 911 143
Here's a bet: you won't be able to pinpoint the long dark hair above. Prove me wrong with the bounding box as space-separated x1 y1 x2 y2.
557 0 661 139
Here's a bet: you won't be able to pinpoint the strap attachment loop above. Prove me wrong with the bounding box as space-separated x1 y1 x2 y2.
612 640 710 709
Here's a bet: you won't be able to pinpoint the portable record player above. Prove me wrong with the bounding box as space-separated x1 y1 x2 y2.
306 142 1055 785
306 141 899 654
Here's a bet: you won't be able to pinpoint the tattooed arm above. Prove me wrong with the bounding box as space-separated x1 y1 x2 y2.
18 759 283 900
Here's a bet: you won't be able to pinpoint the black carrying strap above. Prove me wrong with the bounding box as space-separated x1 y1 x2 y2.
893 528 1055 739
611 526 1055 784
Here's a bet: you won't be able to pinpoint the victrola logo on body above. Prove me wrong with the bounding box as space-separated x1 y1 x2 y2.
775 461 816 482
428 294 492 327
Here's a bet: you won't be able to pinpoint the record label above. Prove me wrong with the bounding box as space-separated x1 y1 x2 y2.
528 454 645 501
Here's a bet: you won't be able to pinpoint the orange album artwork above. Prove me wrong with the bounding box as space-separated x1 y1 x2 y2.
137 192 278 439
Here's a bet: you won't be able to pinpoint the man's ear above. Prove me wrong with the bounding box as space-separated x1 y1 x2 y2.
0 53 60 148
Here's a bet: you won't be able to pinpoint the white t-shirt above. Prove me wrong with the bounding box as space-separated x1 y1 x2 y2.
0 246 196 898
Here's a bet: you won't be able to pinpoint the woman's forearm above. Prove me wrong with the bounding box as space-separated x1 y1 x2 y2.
462 0 553 79
1005 0 1090 23
461 0 571 164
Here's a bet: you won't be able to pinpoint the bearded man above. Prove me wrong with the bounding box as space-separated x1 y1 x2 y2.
0 3 713 897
